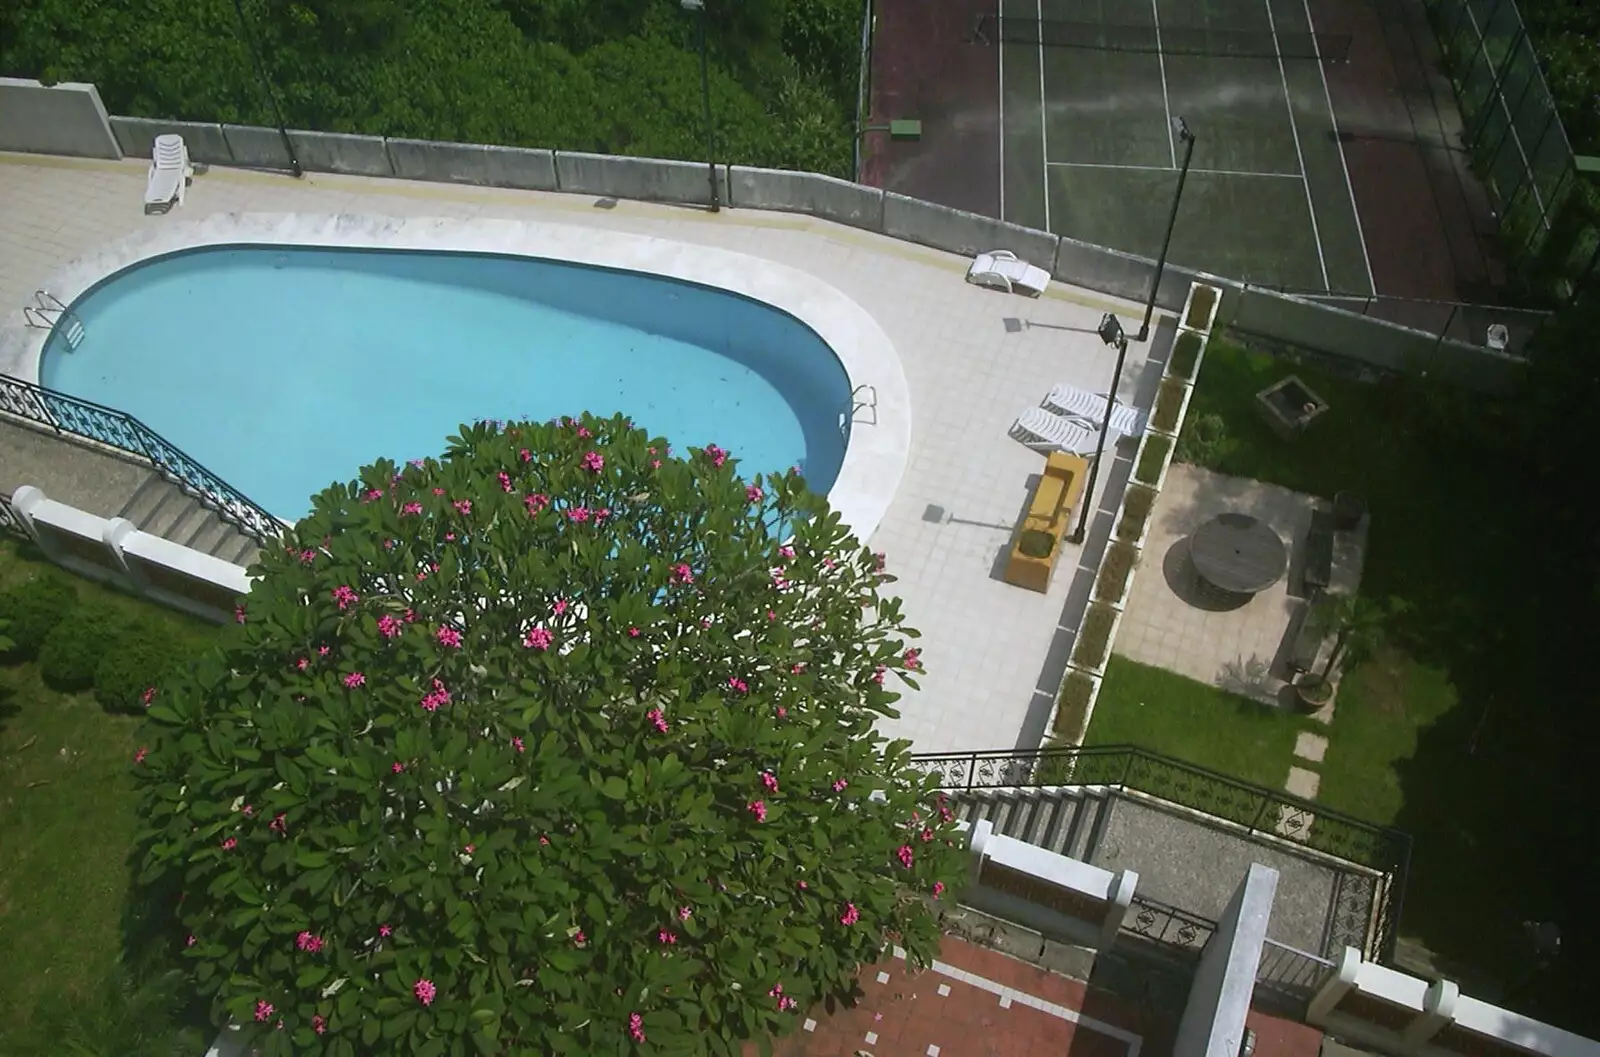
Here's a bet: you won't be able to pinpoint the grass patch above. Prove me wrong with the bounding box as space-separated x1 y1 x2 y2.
1169 331 1202 380
1071 603 1116 670
0 540 221 1052
1116 484 1156 543
1134 434 1171 485
1185 285 1217 330
1094 541 1138 604
1052 671 1097 742
1084 655 1310 792
1151 376 1187 434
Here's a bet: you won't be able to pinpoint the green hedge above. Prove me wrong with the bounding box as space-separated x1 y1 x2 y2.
0 575 79 660
40 610 134 692
94 627 202 715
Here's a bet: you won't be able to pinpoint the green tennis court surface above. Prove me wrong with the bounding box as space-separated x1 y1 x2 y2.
999 0 1375 293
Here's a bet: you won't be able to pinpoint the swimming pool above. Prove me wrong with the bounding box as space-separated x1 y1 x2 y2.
41 245 854 520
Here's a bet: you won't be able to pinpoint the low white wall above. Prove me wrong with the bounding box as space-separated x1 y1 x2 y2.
0 78 121 159
964 818 1137 949
9 485 249 624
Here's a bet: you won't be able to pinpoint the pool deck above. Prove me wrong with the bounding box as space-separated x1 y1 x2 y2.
0 151 1169 754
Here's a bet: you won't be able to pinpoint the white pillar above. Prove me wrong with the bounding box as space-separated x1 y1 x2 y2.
1101 868 1138 949
1403 979 1459 1049
1308 946 1363 1025
968 818 994 887
102 516 138 581
9 484 45 541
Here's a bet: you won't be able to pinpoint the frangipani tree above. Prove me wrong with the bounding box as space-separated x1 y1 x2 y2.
132 414 964 1057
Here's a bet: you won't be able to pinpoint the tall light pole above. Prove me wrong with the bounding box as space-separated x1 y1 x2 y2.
229 0 301 178
1069 313 1131 545
682 0 720 212
1138 117 1195 341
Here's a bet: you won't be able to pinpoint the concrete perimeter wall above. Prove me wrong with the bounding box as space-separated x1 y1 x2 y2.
3 80 1525 392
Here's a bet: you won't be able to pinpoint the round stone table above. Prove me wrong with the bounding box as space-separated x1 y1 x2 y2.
1188 513 1288 595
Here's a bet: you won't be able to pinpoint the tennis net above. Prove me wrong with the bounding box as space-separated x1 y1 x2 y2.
970 14 1351 61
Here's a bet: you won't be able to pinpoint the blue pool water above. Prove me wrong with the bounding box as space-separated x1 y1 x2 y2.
43 246 851 519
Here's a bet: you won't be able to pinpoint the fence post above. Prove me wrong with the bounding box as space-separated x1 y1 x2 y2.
1307 946 1362 1025
1100 869 1138 949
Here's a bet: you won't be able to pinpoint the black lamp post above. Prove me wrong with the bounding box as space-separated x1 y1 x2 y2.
682 0 720 212
229 0 301 178
1138 117 1195 342
1068 313 1131 545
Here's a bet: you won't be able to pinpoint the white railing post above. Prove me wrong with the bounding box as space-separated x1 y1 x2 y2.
1100 868 1137 948
1307 946 1362 1024
1403 978 1459 1049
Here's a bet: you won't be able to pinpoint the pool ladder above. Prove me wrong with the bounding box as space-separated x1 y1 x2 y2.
23 290 85 350
848 384 878 429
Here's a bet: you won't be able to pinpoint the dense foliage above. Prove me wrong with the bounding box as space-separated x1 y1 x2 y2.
130 415 963 1056
0 0 864 176
1522 0 1600 152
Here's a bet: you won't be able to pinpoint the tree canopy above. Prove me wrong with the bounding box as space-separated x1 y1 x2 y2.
130 414 962 1056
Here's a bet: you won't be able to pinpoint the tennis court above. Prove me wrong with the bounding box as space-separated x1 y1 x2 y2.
991 0 1377 293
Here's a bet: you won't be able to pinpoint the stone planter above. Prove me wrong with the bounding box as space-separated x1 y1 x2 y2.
1047 667 1104 746
1293 673 1333 714
1181 282 1223 334
1254 375 1329 441
1069 603 1122 678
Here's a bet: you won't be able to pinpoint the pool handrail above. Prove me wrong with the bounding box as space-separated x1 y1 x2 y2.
0 371 284 544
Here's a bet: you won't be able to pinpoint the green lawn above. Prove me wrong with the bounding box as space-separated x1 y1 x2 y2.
0 541 219 1053
1137 336 1591 1006
1084 655 1314 791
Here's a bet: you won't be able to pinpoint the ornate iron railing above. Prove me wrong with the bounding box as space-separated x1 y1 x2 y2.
0 490 21 537
1256 937 1337 1006
1123 893 1215 954
0 373 282 543
911 743 1411 961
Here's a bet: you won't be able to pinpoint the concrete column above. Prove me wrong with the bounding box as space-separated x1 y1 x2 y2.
1403 979 1459 1049
102 516 139 581
8 484 45 539
1308 946 1363 1025
968 818 995 887
1100 869 1138 949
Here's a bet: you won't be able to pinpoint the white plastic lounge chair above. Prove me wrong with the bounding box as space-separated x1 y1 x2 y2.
966 250 1051 297
145 134 193 215
1010 407 1113 456
1042 383 1148 439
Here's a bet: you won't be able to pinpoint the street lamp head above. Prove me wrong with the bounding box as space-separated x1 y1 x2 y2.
1172 116 1193 142
1097 312 1126 348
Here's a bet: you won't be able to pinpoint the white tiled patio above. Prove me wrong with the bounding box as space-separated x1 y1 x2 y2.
0 151 1173 753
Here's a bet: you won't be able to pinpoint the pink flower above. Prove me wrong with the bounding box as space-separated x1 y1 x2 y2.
771 569 789 589
141 686 158 706
419 678 452 712
133 747 149 764
797 880 808 890
747 485 763 503
760 770 779 792
392 761 405 774
312 1015 327 1035
432 487 446 496
791 663 806 674
573 930 587 946
780 996 797 1011
628 1012 646 1043
241 804 254 816
840 903 860 926
704 443 728 467
748 800 768 823
343 671 365 689
364 488 384 502
299 549 317 564
512 736 525 753
399 500 422 516
331 585 360 610
520 448 533 463
657 929 677 945
295 657 310 671
776 705 788 719
379 924 392 937
222 837 237 850
445 532 456 542
628 625 641 637
453 499 472 515
875 552 887 572
498 471 513 492
404 608 417 623
767 609 777 621
896 844 914 869
582 450 605 473
255 1000 274 1022
933 881 946 899
464 843 475 855
552 598 569 616
185 934 196 948
921 827 934 842
378 614 403 638
296 931 324 953
872 665 887 685
568 505 591 523
235 605 247 624
651 459 662 469
413 978 437 1006
779 545 795 558
903 648 923 670
270 813 287 833
577 426 592 438
318 645 331 656
539 835 550 846
523 627 554 651
671 563 694 585
832 778 848 792
728 676 749 694
678 905 692 921
436 625 463 648
647 708 669 733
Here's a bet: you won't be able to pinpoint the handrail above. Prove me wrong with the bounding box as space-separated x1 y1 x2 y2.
910 742 1411 961
0 372 283 543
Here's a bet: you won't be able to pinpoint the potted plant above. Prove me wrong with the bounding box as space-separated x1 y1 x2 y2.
1018 528 1055 559
1293 592 1409 712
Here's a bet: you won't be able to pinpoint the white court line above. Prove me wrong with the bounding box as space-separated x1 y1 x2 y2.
891 947 1143 1057
1037 0 1051 231
1046 160 1303 178
1150 0 1177 167
998 8 1006 219
1263 0 1331 290
1301 0 1376 294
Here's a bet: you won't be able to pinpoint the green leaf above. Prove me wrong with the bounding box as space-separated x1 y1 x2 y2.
598 776 628 800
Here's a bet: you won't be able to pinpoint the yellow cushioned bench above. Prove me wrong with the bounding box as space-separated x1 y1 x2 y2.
1005 452 1089 593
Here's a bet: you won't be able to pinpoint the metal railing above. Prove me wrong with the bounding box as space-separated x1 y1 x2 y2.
1256 937 1337 1006
0 490 21 537
1123 893 1216 955
910 743 1411 961
0 373 282 543
1250 284 1552 357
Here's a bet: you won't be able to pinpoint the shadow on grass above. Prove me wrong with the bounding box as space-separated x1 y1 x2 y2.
1181 337 1599 1032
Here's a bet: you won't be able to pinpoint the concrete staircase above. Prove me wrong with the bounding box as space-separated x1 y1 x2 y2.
946 786 1114 862
116 473 262 567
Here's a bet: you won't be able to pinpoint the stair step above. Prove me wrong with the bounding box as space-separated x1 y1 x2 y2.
166 500 213 545
221 532 260 567
1068 791 1109 862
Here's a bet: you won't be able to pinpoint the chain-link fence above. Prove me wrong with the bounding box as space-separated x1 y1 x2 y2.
1426 0 1600 298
